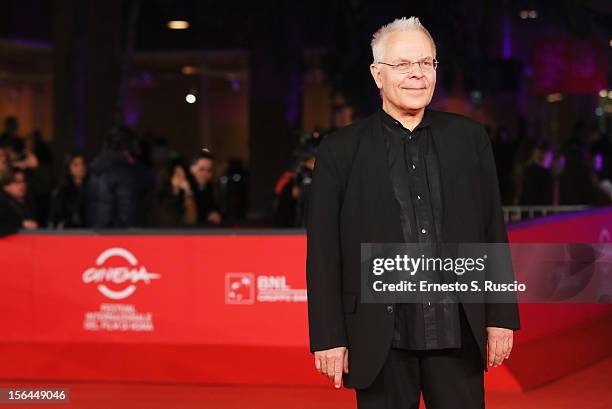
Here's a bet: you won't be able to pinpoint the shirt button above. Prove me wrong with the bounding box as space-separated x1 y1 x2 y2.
417 195 421 200
412 164 416 170
386 305 394 314
421 228 427 234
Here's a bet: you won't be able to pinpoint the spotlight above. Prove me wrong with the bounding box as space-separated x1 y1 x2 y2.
185 93 196 104
519 10 529 19
599 89 608 98
167 20 189 30
182 66 197 75
546 93 563 103
528 10 538 19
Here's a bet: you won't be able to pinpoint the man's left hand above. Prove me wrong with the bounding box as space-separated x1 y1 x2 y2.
486 327 513 367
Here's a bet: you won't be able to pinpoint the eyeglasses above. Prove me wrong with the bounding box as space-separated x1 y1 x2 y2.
377 58 439 73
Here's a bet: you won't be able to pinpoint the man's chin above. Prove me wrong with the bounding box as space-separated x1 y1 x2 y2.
397 102 428 113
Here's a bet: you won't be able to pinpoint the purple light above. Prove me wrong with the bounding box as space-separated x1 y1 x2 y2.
542 151 554 168
123 93 142 126
503 15 512 58
286 72 302 127
594 153 603 172
124 110 140 126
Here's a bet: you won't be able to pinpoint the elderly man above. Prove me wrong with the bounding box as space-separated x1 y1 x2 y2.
306 17 520 409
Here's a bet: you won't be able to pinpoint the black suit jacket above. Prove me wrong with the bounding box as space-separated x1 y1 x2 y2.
306 109 520 389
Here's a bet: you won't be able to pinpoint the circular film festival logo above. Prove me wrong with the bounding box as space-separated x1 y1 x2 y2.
82 247 161 299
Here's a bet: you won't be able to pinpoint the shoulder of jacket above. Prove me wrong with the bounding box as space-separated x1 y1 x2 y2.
429 109 483 131
429 109 489 148
319 112 379 152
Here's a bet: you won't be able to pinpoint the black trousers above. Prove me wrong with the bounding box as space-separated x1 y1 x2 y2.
355 305 484 409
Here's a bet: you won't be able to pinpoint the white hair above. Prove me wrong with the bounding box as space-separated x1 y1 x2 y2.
371 16 436 63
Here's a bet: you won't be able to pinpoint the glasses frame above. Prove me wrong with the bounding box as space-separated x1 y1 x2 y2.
377 58 439 73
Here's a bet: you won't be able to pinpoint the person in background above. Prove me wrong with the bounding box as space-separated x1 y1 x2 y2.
0 168 37 236
272 167 298 227
0 146 10 180
218 158 249 224
145 160 197 227
48 153 88 228
5 137 38 172
519 140 554 206
3 127 54 226
0 116 19 145
24 129 53 167
189 150 222 226
273 135 319 227
0 116 52 174
87 126 144 228
559 130 611 206
492 126 523 205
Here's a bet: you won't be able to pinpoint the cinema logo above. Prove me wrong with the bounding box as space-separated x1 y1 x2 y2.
82 247 161 300
225 272 307 304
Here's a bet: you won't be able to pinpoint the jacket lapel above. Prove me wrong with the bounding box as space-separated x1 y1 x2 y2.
429 112 452 242
362 112 403 243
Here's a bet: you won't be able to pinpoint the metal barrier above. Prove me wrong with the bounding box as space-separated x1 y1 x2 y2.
502 205 590 223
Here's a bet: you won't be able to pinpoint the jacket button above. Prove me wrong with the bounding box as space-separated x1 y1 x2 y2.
386 305 394 314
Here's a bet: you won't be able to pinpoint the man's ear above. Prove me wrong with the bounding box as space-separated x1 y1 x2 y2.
370 63 382 90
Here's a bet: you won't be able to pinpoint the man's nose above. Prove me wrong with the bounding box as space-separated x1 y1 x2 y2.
408 68 424 79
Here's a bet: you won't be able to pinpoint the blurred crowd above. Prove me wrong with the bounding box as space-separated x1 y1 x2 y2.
492 120 612 208
1 114 611 234
0 116 248 235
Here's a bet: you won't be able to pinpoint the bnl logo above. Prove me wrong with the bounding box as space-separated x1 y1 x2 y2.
225 273 255 304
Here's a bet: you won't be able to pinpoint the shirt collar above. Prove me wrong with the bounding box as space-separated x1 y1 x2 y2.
381 108 431 132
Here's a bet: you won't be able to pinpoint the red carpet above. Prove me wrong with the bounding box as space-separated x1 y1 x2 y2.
2 310 609 392
1 357 610 408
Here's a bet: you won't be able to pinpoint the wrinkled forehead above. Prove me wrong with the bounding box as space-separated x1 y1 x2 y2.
382 30 435 62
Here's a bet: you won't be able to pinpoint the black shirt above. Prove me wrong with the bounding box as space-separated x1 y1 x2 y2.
381 108 461 350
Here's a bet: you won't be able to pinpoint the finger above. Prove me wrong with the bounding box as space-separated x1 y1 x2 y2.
343 349 349 374
488 338 497 367
315 355 322 374
506 335 514 359
320 356 328 377
334 357 342 388
502 336 510 359
327 357 335 381
498 337 507 361
494 339 505 366
497 338 507 366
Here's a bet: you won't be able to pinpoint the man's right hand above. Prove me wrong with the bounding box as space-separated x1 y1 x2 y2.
314 346 348 388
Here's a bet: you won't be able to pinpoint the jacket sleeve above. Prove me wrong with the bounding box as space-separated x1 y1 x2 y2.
115 173 138 227
87 174 114 228
306 138 348 352
476 125 521 330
